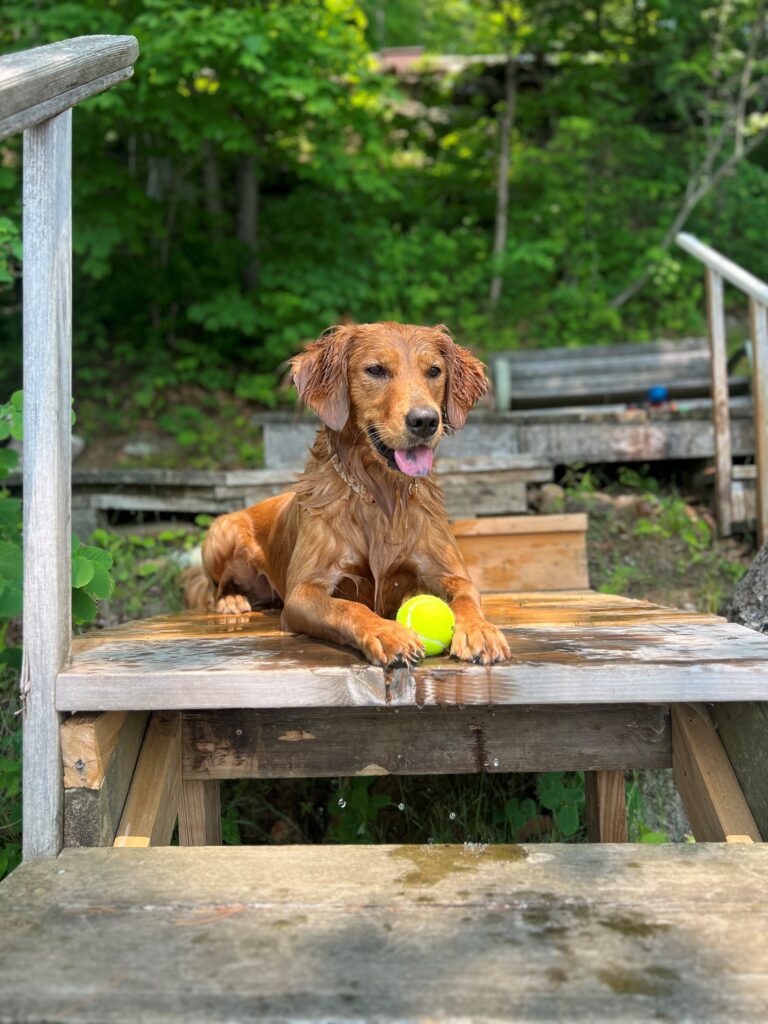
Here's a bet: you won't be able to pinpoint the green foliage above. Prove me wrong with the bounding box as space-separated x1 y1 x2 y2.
2 1 767 402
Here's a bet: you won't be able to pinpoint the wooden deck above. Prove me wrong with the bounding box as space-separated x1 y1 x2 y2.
58 591 768 711
1 843 767 1022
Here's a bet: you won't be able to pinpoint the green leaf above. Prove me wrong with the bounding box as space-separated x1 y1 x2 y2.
0 496 21 529
0 584 22 618
71 557 94 589
640 830 668 844
77 545 113 569
71 588 97 625
0 541 22 583
84 562 113 600
556 804 580 838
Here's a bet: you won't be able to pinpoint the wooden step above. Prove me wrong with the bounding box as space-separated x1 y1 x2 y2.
1 844 767 1022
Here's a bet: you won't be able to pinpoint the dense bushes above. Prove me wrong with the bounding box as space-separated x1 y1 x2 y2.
0 0 766 404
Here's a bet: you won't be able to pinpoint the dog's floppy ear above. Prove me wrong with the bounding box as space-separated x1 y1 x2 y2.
435 326 487 432
291 325 356 432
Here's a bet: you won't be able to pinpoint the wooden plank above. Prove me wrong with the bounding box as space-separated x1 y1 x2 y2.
452 514 586 537
711 702 768 838
585 770 628 842
0 67 134 140
749 299 768 545
671 705 761 842
63 712 149 847
56 599 768 711
678 233 768 306
456 527 589 591
182 705 671 780
706 269 733 536
0 35 138 129
3 845 768 1022
114 712 181 848
21 109 72 860
179 781 221 845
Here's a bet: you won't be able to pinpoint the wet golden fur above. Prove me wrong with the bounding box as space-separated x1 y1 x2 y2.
187 322 510 667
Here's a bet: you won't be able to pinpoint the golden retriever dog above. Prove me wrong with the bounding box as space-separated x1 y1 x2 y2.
186 322 510 668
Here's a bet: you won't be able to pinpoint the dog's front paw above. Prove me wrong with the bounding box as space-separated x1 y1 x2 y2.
451 617 510 665
360 622 425 669
216 593 252 614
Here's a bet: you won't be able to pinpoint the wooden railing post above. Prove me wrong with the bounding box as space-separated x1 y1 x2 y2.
21 109 72 859
705 268 733 537
749 299 768 547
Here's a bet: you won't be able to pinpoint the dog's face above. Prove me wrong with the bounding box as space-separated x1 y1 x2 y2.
291 322 487 478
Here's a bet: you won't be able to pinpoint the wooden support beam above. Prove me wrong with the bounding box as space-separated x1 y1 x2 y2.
585 770 628 842
182 705 671 781
21 109 72 860
749 298 768 546
179 781 221 846
114 712 181 848
711 702 768 838
61 711 148 846
672 705 761 842
705 268 733 536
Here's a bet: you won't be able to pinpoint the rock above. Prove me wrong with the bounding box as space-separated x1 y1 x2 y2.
536 483 564 514
722 541 768 633
8 433 86 465
121 440 159 459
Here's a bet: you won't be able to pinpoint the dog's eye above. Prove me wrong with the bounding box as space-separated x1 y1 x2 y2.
427 365 442 378
365 364 387 378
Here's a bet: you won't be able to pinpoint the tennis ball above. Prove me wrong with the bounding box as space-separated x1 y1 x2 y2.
396 595 455 656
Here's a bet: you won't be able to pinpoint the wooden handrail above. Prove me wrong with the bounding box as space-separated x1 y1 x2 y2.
676 232 768 544
677 233 768 307
4 35 138 859
0 35 138 139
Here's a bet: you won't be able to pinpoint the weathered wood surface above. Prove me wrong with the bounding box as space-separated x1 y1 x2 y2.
179 780 221 846
710 703 768 839
5 456 550 532
0 36 138 138
2 844 768 1022
182 705 671 780
56 591 768 710
454 514 589 591
706 268 733 535
585 770 628 842
21 111 72 859
671 705 761 842
62 711 148 847
489 336 751 410
114 712 180 848
259 407 757 468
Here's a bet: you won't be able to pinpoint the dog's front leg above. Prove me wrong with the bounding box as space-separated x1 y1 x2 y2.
282 582 425 668
440 574 511 666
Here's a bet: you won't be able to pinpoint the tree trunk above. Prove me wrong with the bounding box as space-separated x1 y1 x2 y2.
722 541 768 632
237 153 259 293
202 140 223 244
488 57 517 312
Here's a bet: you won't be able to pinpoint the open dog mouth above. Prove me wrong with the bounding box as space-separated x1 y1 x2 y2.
367 427 435 478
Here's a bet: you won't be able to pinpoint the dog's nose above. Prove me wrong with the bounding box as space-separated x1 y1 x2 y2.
405 408 439 438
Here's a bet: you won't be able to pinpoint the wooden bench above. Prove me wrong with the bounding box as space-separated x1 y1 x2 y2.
6 32 768 1024
489 335 749 411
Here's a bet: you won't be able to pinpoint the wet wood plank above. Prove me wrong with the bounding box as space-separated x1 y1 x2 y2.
2 844 768 1022
181 705 670 780
57 593 768 711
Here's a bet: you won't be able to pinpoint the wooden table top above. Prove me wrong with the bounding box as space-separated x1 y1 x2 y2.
56 591 768 711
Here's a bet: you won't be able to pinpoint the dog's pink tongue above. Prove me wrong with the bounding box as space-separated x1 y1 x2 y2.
394 446 434 477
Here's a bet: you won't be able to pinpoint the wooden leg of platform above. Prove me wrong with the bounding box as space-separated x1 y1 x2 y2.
114 712 181 848
672 704 761 842
62 711 149 846
585 770 628 842
179 780 221 846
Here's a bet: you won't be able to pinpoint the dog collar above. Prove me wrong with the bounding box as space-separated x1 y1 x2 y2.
329 451 417 502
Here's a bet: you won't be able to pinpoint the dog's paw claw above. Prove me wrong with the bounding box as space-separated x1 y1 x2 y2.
216 593 252 615
451 619 510 665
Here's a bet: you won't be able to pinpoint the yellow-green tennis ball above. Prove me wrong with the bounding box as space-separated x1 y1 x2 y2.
396 595 455 656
